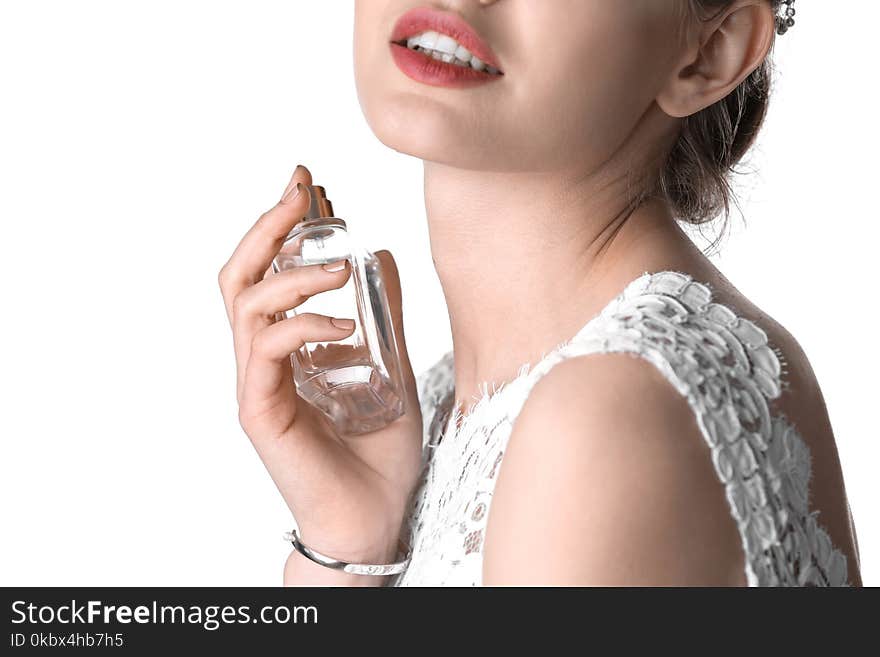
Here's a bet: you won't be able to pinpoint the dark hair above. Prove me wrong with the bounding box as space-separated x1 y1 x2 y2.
651 0 781 253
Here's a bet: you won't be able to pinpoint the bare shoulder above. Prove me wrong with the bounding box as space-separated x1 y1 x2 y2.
481 267 862 586
482 350 746 586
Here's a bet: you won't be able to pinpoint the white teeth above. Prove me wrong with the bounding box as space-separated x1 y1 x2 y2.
434 34 458 55
402 30 500 74
418 30 439 50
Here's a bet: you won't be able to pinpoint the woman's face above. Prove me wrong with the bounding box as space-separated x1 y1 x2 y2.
354 0 687 173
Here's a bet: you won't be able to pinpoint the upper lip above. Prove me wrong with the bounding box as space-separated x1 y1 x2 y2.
390 5 503 72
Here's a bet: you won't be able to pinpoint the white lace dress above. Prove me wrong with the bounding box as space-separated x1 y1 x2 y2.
388 270 850 587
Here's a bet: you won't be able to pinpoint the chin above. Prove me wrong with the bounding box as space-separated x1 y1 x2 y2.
357 90 491 168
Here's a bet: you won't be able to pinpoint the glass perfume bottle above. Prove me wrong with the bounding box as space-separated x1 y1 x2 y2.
271 184 407 436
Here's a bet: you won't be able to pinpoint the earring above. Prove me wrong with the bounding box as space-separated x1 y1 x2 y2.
776 0 796 35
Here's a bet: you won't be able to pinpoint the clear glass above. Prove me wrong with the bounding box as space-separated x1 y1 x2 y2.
271 217 406 436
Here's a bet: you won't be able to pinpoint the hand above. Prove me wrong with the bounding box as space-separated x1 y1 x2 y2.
217 164 423 581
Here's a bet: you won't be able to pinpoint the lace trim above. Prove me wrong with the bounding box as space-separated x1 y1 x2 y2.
395 270 849 586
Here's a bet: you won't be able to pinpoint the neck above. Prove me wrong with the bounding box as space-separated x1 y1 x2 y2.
424 160 697 415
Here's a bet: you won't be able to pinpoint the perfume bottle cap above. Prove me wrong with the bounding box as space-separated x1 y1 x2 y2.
305 185 337 221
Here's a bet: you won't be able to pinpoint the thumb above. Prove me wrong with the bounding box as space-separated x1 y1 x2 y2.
373 249 419 407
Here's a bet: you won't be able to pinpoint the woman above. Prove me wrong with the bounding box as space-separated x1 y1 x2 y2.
217 0 862 586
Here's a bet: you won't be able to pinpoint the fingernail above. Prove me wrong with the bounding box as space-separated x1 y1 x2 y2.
281 180 304 204
322 259 347 273
330 317 355 330
279 164 307 200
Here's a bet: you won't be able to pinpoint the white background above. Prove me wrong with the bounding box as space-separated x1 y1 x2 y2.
1 1 877 586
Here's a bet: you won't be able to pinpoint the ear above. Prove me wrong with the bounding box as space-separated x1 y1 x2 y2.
657 0 776 118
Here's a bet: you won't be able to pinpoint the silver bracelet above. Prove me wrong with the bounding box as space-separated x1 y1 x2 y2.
282 528 412 576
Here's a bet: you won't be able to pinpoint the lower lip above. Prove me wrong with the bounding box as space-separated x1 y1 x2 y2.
389 42 502 88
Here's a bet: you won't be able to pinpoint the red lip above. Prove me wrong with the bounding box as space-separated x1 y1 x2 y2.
390 6 504 87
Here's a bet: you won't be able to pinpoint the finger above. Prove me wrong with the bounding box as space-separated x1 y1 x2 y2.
235 260 351 326
231 260 352 399
217 164 314 325
373 250 407 360
242 312 357 406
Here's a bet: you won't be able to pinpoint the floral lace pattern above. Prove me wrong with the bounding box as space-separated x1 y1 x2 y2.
389 271 849 587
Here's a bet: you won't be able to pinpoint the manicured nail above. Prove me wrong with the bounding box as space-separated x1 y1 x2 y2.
279 164 307 200
281 180 304 204
330 317 355 330
280 169 297 198
322 259 347 273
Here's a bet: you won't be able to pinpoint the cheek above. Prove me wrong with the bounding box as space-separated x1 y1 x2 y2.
353 1 408 119
353 5 387 122
352 2 374 79
508 21 664 165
